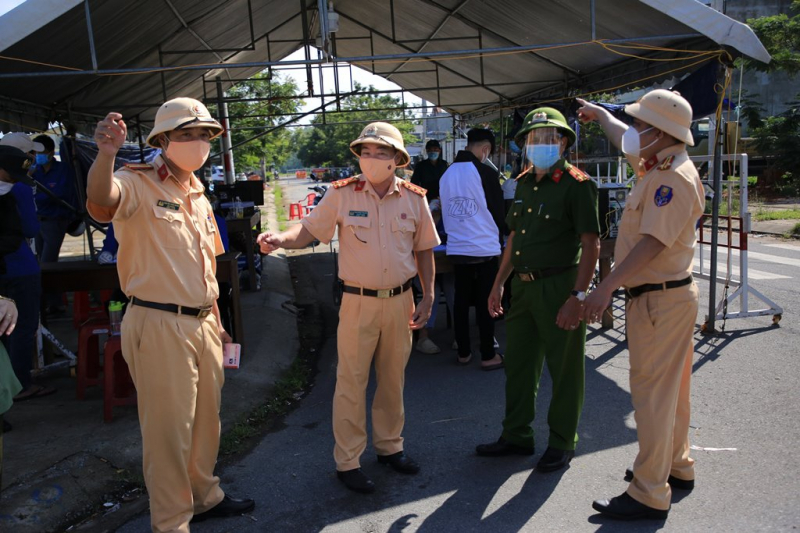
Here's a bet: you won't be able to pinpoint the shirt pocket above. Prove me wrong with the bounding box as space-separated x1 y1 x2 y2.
345 215 371 245
152 206 191 249
391 217 416 254
537 202 563 223
619 189 642 232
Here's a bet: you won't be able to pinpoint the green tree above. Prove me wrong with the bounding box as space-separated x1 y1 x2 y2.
216 71 301 173
740 93 800 194
741 3 800 193
746 0 800 76
295 84 416 167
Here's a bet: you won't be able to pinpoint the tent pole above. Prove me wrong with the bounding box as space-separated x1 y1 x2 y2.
135 115 146 164
706 115 725 334
217 77 235 184
66 103 95 257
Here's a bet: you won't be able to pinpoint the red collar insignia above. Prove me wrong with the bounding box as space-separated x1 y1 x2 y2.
355 180 366 192
552 169 562 184
157 163 169 181
658 155 675 170
642 155 659 172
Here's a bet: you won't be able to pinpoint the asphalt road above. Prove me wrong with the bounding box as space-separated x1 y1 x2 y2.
118 177 800 532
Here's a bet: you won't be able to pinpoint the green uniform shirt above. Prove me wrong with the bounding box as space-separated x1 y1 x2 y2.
506 159 599 271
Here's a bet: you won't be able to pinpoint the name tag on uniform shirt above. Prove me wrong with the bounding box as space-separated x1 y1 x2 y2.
348 210 368 217
156 199 180 211
514 199 522 204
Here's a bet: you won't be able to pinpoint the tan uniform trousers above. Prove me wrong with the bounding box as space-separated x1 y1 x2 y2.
121 304 225 533
626 283 698 511
333 289 414 471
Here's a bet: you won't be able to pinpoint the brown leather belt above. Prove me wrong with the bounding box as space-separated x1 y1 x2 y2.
625 276 693 298
131 297 213 318
517 265 576 282
341 279 413 299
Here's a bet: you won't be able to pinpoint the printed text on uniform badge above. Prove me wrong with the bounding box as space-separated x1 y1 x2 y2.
654 185 673 207
157 199 181 211
348 210 368 217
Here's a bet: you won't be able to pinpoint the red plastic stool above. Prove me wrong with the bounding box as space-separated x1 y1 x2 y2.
73 290 113 330
103 335 137 422
76 320 110 399
288 203 304 220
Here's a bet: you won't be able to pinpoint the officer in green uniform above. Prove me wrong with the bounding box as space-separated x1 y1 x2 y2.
478 107 600 472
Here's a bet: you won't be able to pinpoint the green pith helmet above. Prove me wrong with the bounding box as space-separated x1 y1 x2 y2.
515 107 576 148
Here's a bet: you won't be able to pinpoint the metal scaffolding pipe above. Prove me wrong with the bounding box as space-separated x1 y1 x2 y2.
0 33 704 79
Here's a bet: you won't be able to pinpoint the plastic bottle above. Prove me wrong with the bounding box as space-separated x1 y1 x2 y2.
109 301 124 336
234 196 243 219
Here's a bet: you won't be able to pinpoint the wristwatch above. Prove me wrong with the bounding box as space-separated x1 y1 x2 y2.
570 290 586 302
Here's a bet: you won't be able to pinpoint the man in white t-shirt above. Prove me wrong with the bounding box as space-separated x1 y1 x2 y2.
439 129 506 370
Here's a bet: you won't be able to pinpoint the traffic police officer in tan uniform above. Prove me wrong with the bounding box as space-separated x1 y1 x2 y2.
479 108 600 472
86 98 254 532
257 122 440 493
578 90 704 520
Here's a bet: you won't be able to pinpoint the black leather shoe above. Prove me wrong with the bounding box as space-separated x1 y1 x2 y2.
536 446 575 472
592 492 669 520
337 468 376 493
191 495 255 522
475 437 535 457
377 452 420 474
624 467 694 491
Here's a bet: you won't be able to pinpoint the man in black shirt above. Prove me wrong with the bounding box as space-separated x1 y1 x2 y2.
411 139 449 202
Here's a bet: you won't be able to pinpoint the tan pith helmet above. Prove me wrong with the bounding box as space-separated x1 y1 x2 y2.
625 89 694 146
349 122 410 167
146 97 223 148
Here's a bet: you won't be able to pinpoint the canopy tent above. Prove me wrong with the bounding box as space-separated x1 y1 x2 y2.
0 0 770 135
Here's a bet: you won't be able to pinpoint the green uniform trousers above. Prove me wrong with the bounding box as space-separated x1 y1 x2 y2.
501 268 585 451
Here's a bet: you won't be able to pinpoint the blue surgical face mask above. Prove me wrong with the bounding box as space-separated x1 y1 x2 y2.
427 151 439 161
526 144 561 169
35 153 50 165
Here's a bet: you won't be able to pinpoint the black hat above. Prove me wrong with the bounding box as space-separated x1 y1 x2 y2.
0 145 34 184
467 128 496 154
33 134 55 152
425 139 441 150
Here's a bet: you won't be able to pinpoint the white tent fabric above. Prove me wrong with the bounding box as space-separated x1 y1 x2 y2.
640 0 771 64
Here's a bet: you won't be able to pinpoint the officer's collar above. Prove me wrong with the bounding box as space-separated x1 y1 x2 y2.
359 174 401 196
155 155 204 193
521 158 567 183
640 144 684 173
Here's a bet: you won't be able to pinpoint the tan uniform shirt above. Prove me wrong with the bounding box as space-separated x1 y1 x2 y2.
615 145 704 288
87 156 224 308
301 176 440 289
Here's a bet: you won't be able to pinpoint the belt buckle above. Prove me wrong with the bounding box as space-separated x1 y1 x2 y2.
198 308 212 318
519 272 534 282
376 288 392 299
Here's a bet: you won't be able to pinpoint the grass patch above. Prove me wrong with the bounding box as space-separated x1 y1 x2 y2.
218 356 312 456
793 222 800 236
273 184 287 231
753 208 800 222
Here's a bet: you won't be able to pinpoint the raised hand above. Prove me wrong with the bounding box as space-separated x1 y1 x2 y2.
575 98 604 123
94 112 127 156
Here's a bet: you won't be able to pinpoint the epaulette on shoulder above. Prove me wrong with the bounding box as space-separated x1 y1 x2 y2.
658 155 675 171
332 177 359 189
122 163 153 172
401 180 427 197
566 164 591 182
